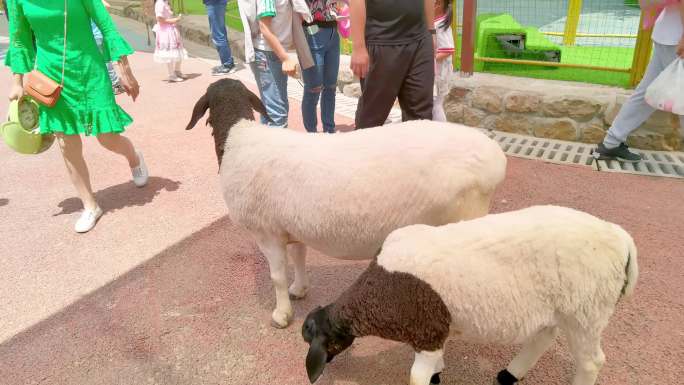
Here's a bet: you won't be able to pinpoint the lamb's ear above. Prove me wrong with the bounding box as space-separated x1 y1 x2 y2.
246 88 270 119
186 93 209 130
306 336 328 383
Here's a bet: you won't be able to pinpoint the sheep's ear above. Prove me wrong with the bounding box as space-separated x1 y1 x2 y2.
246 88 270 119
306 336 328 383
186 93 209 130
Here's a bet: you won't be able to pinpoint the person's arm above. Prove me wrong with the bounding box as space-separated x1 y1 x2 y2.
155 0 181 24
678 1 684 57
424 0 435 31
425 0 436 48
5 0 35 100
436 52 451 62
258 16 298 76
83 0 139 100
350 0 369 78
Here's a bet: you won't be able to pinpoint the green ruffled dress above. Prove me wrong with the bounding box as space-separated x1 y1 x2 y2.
5 0 134 136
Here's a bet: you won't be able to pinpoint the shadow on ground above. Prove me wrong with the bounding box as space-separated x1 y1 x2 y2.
52 176 181 216
0 212 574 385
0 198 8 207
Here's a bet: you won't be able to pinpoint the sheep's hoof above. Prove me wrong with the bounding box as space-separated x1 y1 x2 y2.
430 372 441 384
289 292 307 300
271 309 293 329
288 284 309 300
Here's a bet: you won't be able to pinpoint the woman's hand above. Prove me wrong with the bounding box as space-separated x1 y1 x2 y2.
282 56 298 76
8 74 24 101
8 84 24 101
116 57 140 101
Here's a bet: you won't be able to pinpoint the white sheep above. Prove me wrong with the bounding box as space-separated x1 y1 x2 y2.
185 79 507 328
302 205 638 385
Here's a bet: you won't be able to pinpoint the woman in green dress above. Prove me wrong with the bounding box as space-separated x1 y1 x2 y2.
6 0 149 233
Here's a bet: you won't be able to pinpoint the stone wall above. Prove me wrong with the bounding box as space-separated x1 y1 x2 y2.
443 73 682 151
336 62 680 151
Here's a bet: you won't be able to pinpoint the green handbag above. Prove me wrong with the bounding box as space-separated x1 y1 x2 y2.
1 97 55 154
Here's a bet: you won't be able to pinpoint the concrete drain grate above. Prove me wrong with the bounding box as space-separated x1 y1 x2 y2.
593 151 684 179
489 130 684 179
489 131 596 167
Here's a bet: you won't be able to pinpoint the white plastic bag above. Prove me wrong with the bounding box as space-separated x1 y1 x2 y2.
645 58 684 115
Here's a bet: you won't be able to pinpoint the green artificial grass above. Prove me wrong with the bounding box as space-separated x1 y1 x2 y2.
170 0 243 31
470 13 634 87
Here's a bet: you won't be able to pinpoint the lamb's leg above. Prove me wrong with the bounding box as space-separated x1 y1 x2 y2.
410 350 444 385
287 243 309 299
256 236 293 328
567 331 606 385
497 326 559 384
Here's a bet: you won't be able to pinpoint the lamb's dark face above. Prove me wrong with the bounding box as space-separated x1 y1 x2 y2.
185 78 269 169
302 306 355 383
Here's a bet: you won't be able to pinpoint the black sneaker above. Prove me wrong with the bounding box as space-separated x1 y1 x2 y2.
211 63 237 76
593 142 642 163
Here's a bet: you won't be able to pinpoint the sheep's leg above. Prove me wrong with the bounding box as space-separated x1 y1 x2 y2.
567 331 605 385
410 350 444 385
287 243 309 299
497 326 559 384
256 236 294 328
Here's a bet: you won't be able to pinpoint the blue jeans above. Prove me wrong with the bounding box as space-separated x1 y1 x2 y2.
91 21 119 86
205 0 234 67
302 26 340 133
250 49 289 127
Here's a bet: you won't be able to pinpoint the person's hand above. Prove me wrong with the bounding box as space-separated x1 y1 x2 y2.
8 84 23 101
282 57 298 76
351 46 370 79
102 0 111 8
116 57 140 101
678 36 684 58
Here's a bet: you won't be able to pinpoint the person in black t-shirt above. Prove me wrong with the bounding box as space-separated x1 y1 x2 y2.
350 0 435 129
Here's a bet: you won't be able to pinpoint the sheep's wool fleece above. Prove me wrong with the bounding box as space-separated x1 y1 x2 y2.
377 205 637 344
220 120 506 259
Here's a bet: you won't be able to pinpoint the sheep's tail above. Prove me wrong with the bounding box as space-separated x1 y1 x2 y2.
616 225 639 299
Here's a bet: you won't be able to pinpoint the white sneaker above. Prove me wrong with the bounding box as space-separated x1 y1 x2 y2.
75 206 103 233
131 150 149 187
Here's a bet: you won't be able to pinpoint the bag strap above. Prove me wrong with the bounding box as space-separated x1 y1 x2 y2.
60 0 67 86
30 0 67 86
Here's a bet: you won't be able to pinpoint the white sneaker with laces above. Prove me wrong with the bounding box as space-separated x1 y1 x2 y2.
75 206 103 233
131 150 149 187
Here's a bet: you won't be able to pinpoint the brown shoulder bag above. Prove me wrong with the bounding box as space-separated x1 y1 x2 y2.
23 0 67 108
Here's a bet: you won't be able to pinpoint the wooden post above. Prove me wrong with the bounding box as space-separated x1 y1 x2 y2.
630 13 653 88
563 0 582 46
460 0 477 76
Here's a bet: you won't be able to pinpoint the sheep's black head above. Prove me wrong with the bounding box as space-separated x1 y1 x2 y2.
302 305 355 383
185 78 269 169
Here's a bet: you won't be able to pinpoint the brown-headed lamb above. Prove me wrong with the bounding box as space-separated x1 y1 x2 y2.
302 205 638 385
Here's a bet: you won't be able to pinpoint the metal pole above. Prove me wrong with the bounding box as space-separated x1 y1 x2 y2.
451 0 459 71
630 12 652 87
460 0 476 76
563 0 583 46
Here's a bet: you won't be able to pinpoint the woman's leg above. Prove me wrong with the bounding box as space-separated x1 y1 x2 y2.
96 133 139 167
57 134 98 211
302 30 326 133
97 133 148 187
598 43 677 160
321 28 340 133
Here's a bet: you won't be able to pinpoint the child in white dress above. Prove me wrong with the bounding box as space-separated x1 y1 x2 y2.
153 0 188 82
433 0 455 122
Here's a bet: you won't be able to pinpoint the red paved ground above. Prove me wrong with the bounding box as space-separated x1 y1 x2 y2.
0 52 683 385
